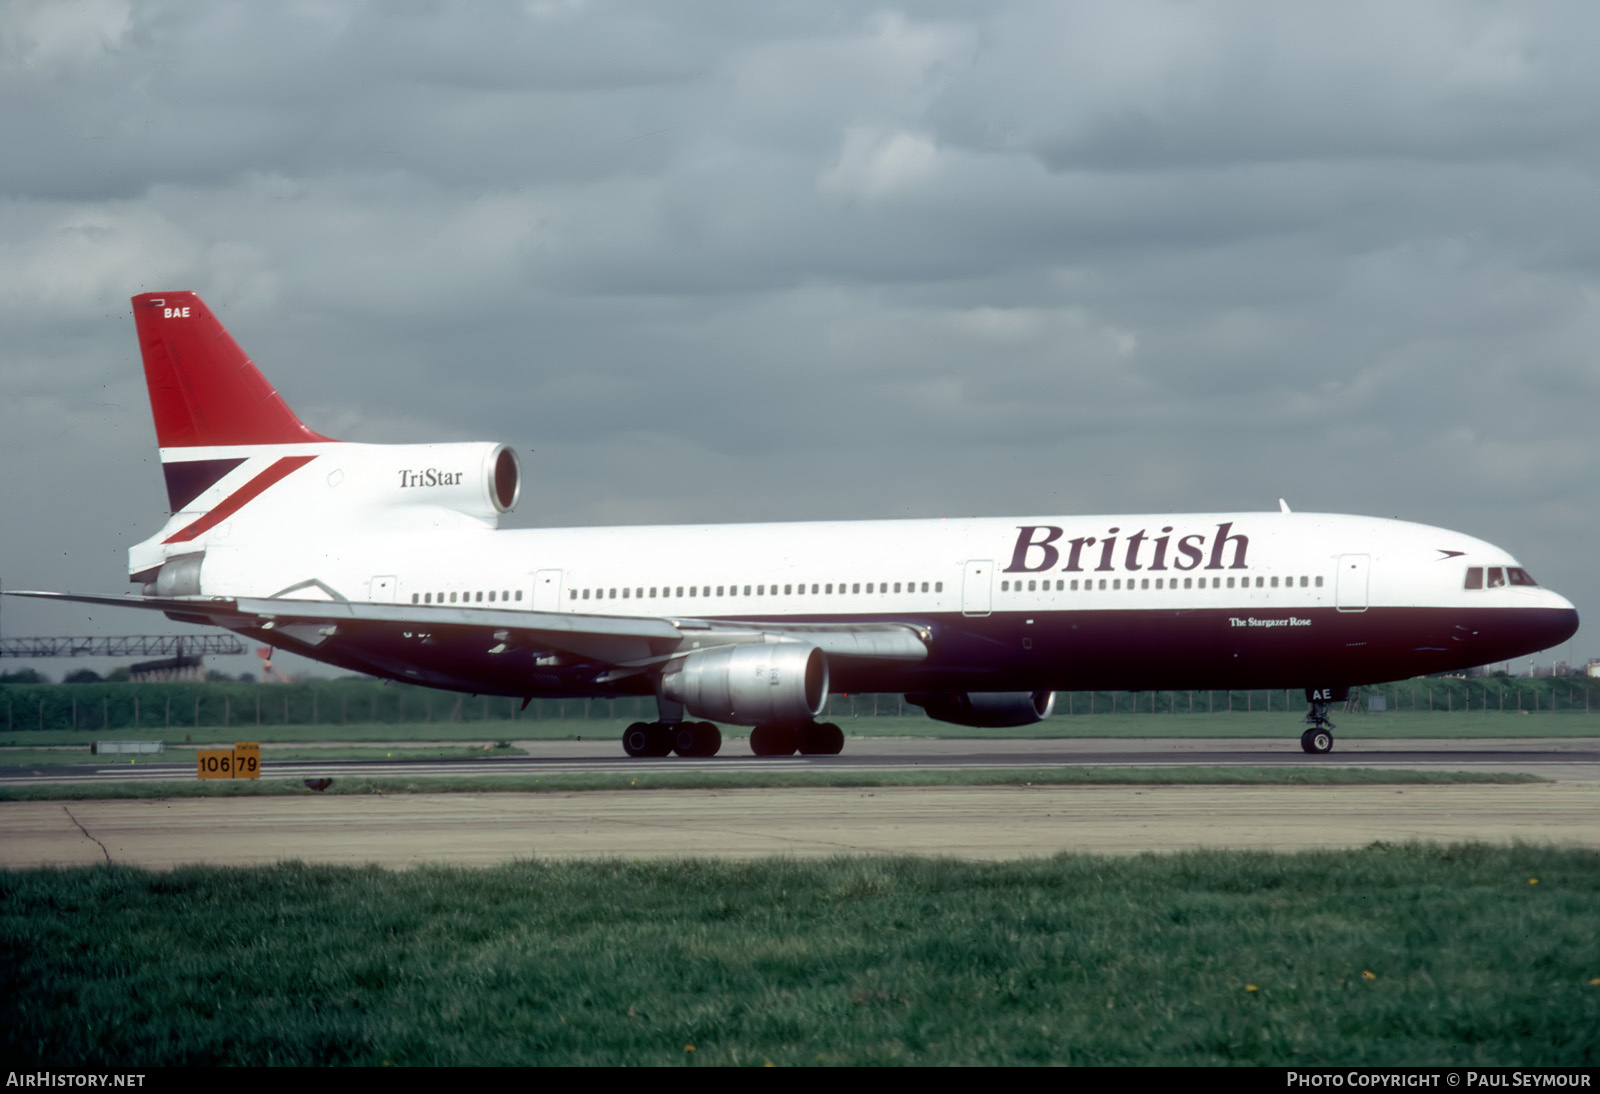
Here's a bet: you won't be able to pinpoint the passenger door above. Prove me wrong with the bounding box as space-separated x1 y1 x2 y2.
962 560 993 617
1336 554 1369 613
532 569 564 612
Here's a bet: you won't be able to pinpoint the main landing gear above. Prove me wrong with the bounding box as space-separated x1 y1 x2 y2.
750 722 845 757
620 720 846 758
622 721 722 758
621 695 845 759
1299 686 1344 754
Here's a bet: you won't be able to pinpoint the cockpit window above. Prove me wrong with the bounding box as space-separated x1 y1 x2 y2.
1507 567 1538 587
1464 567 1483 590
1486 568 1507 588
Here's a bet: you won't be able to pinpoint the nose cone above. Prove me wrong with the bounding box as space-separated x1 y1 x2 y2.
1522 589 1579 653
1544 605 1581 650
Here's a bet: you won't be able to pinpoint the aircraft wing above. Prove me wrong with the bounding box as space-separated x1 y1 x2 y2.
4 591 931 674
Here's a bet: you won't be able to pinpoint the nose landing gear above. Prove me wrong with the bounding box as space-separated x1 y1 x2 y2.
1300 723 1334 754
1299 686 1345 754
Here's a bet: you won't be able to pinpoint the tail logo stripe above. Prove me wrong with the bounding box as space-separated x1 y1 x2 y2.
162 456 316 544
162 457 246 514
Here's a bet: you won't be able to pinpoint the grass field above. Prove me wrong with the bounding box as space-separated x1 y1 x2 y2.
3 845 1596 1066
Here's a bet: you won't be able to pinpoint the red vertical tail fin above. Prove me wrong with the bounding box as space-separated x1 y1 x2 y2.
132 291 334 449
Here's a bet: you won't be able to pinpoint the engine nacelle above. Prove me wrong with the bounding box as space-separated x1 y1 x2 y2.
333 441 521 521
906 691 1056 728
661 643 829 726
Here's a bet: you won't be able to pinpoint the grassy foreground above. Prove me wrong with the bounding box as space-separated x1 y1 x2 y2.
3 845 1597 1066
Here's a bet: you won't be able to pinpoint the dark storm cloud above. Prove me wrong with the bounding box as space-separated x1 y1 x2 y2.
2 0 1597 672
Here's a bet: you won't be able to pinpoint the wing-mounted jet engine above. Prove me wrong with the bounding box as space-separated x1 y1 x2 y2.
906 691 1056 728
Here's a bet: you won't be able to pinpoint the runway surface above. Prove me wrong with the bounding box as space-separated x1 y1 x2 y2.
8 735 1600 784
3 738 1597 868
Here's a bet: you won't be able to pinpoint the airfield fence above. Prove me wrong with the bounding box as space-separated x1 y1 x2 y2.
1 676 1596 734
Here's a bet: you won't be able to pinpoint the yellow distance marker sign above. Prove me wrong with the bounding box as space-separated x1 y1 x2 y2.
196 742 262 780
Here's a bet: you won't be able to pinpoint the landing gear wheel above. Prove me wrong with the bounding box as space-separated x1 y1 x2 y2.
672 721 723 758
799 722 844 755
623 722 654 758
750 724 798 757
1300 727 1334 754
623 722 674 758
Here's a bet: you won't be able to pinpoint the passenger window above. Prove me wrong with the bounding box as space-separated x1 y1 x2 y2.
1270 577 1278 588
853 584 861 594
1226 577 1235 589
515 590 522 601
784 584 792 595
1465 567 1483 590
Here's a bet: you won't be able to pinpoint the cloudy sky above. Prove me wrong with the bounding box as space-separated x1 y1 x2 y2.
2 0 1596 678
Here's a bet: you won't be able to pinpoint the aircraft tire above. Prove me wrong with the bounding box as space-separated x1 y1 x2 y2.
750 724 798 757
799 722 844 755
623 722 655 758
644 723 674 757
1300 728 1334 754
673 722 722 758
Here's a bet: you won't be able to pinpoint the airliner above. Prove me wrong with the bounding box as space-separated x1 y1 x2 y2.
10 292 1580 757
